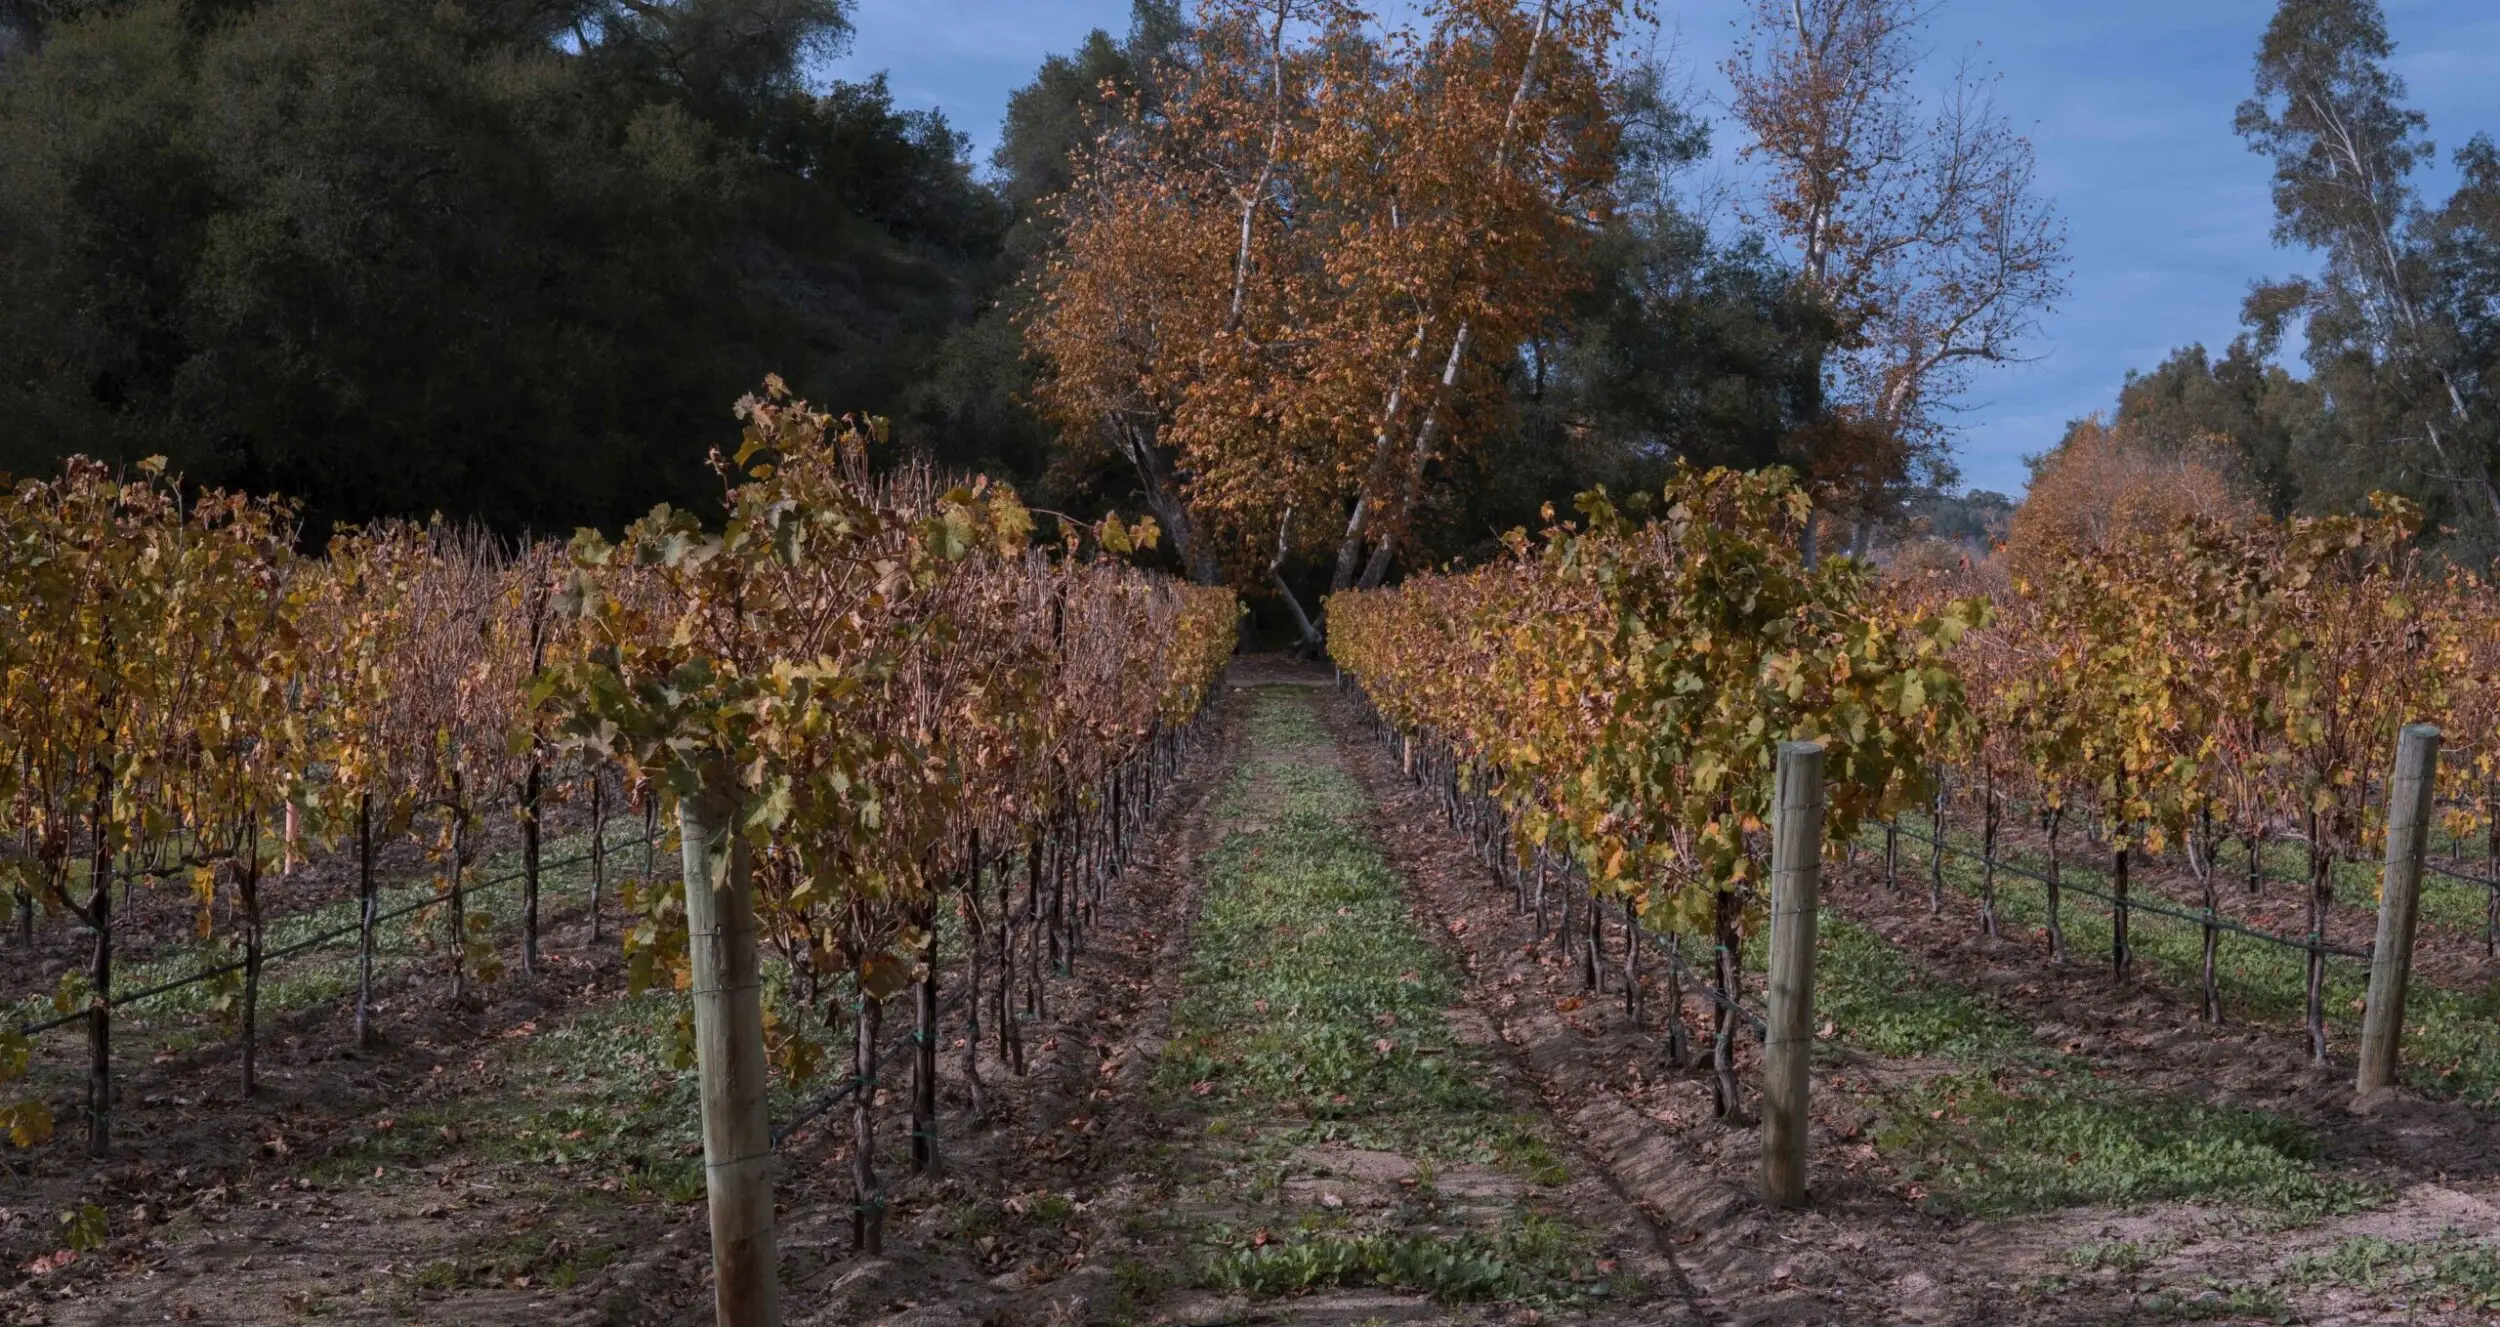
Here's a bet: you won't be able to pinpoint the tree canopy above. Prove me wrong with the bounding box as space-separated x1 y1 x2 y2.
25 0 2486 603
0 0 1003 537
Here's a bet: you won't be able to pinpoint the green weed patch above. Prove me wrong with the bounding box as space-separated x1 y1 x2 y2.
1200 1212 1628 1305
1157 746 1491 1121
2284 1233 2500 1309
1816 911 2028 1058
1876 1071 2375 1220
1158 689 1630 1307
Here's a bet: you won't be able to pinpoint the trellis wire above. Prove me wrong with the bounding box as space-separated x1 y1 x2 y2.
1636 925 1767 1041
9 828 660 1040
1348 686 1768 1044
771 984 971 1149
1879 817 2372 961
2422 858 2500 894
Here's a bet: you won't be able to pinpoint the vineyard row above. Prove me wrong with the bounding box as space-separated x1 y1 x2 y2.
1326 466 2497 1201
1 385 1240 1316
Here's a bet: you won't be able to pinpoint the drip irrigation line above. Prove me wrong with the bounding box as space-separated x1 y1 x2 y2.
1880 819 2372 962
8 829 665 1039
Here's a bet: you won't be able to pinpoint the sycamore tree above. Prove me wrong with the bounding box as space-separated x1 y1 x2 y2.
1027 0 1336 591
1724 0 2066 554
1308 0 1627 594
1028 0 1629 641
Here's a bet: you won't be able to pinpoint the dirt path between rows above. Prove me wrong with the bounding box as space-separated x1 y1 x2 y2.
790 674 1248 1327
2 881 714 1325
2 698 1245 1327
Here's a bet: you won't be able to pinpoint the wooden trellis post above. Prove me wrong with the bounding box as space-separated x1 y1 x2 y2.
2358 724 2440 1096
1762 740 1826 1208
678 788 781 1326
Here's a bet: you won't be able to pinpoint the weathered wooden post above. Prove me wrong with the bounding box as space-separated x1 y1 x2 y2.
1762 740 1826 1208
2358 723 2440 1096
678 787 781 1327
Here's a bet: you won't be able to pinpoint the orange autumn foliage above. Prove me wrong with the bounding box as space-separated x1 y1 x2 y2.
1026 0 1630 599
2005 415 2257 574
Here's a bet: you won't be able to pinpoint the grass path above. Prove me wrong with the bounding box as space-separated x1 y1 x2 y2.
1134 685 1663 1319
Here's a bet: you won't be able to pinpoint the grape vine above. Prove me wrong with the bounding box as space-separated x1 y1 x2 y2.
1328 466 1974 1110
1 382 1236 1276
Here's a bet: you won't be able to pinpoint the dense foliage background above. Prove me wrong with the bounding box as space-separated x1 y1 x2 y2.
0 0 1008 535
0 0 1822 556
2 0 2493 581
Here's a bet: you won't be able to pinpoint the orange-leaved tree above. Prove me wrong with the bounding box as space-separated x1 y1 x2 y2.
1029 0 1631 639
2004 414 2257 577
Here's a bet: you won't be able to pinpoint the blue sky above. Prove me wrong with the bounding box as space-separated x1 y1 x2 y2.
828 0 2500 497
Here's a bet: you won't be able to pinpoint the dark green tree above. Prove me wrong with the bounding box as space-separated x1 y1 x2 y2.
0 0 1004 536
2425 135 2500 497
575 0 852 137
2108 342 2329 518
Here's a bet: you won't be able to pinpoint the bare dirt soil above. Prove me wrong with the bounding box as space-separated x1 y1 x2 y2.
11 660 2500 1326
1 869 711 1326
4 695 1248 1327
